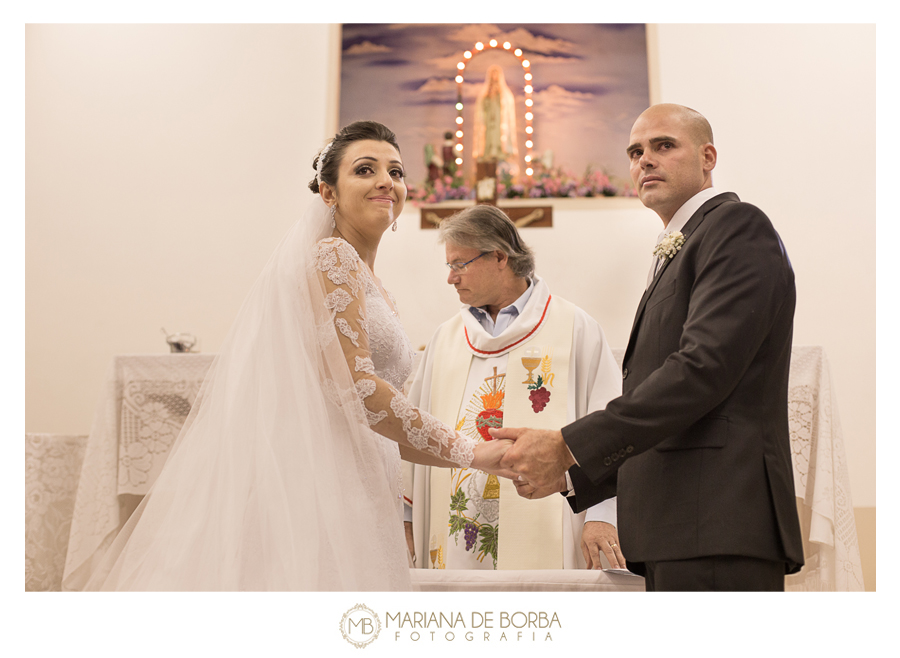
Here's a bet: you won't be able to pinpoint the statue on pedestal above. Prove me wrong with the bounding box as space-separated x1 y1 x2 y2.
473 65 519 177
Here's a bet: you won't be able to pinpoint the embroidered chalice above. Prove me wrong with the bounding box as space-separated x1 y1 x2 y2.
521 348 541 385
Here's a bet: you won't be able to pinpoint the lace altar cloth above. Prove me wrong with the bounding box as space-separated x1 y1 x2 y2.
781 348 865 591
61 354 214 590
25 434 88 591
52 347 862 591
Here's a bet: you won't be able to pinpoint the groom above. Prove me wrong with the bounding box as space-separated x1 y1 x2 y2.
492 104 804 590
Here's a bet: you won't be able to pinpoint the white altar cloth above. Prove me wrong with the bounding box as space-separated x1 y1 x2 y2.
412 568 645 591
62 354 214 590
781 348 865 591
25 434 88 591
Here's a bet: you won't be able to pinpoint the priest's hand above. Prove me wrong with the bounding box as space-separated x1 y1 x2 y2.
488 427 575 488
581 521 625 570
512 474 567 500
470 439 517 479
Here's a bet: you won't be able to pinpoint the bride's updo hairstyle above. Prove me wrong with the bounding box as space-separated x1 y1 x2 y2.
308 121 402 194
439 204 535 279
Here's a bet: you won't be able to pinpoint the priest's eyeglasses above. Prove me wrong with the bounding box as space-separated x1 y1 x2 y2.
446 252 489 273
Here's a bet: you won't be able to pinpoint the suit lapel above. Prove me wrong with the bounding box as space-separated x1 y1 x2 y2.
623 193 739 365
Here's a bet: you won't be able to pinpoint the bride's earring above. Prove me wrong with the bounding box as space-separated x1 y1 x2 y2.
330 204 337 229
391 219 398 232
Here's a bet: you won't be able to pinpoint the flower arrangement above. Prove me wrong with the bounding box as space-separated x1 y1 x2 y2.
499 163 633 200
408 163 635 205
407 174 474 204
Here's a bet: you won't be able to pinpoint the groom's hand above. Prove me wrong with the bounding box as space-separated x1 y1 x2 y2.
489 427 575 488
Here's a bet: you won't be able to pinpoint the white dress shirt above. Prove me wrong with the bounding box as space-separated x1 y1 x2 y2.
468 279 535 337
647 187 719 287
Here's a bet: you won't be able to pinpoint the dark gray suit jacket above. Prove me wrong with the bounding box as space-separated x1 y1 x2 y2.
564 192 804 575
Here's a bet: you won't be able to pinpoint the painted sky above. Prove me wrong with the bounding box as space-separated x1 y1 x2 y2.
339 24 650 187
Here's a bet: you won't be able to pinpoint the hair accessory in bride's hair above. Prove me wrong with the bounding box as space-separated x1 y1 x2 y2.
316 141 334 186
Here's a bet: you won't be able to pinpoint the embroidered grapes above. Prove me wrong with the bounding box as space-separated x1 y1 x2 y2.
527 375 551 413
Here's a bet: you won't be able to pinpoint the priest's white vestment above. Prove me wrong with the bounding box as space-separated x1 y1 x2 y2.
408 276 621 569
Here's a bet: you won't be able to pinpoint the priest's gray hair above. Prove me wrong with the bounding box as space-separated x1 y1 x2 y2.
439 205 535 279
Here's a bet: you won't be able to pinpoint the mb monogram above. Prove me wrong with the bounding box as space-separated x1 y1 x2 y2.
339 604 381 648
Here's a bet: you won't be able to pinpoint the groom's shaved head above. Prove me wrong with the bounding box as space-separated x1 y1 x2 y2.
638 103 714 147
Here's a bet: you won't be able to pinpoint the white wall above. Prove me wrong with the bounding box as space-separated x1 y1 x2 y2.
26 24 333 434
25 24 875 507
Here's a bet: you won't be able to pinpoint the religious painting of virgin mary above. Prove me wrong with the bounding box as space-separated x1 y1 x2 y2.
339 24 651 200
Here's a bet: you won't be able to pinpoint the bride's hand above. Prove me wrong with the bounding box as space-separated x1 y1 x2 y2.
513 474 568 500
470 439 518 479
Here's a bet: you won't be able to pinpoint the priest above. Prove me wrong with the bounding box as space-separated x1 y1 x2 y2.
408 205 623 570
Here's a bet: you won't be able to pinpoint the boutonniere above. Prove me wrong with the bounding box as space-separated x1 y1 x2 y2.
653 231 685 261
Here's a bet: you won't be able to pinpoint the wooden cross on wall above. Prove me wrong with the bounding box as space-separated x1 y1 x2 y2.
420 204 553 229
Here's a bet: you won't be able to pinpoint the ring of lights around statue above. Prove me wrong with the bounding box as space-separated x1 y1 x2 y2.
454 38 536 205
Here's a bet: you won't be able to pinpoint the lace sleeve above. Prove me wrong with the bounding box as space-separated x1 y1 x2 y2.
314 238 476 468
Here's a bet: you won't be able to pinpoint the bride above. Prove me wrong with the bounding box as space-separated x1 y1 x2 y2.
84 121 512 590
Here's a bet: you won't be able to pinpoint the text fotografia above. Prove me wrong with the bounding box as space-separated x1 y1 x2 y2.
386 611 561 642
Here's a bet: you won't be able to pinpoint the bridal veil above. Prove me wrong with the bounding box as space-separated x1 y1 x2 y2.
84 198 410 590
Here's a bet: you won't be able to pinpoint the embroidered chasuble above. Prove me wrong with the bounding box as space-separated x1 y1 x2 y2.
427 283 576 570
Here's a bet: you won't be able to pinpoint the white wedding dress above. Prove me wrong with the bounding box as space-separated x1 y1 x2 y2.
83 199 475 591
